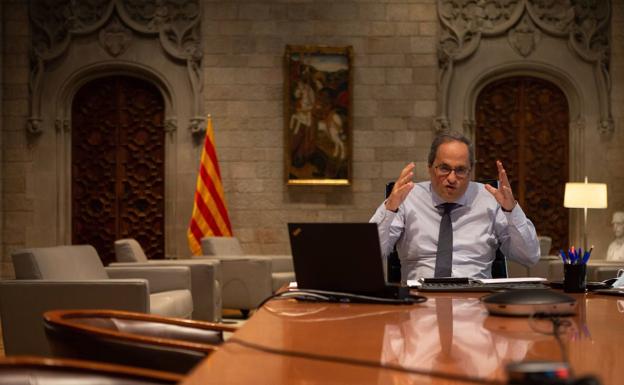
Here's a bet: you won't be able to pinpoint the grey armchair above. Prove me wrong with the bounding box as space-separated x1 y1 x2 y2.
507 236 556 278
0 245 193 356
114 237 274 318
201 236 295 291
112 238 223 322
199 236 295 316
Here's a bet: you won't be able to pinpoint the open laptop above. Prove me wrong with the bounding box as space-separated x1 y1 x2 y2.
287 223 416 304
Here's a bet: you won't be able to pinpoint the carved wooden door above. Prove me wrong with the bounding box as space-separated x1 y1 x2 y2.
475 76 569 253
72 76 165 264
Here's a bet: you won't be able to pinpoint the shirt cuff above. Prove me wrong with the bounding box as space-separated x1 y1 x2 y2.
383 199 399 213
501 201 517 212
371 202 397 224
503 203 529 227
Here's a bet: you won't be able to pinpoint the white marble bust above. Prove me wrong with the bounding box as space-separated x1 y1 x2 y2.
606 212 624 261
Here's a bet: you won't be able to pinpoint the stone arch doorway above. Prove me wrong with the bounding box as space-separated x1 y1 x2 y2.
71 75 166 264
474 76 569 253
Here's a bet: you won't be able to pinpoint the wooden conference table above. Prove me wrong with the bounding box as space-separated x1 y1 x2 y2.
182 290 624 385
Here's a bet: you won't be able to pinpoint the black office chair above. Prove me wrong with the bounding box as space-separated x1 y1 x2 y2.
491 250 508 278
384 180 507 279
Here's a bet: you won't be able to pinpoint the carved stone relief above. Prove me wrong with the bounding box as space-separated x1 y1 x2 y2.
99 17 132 57
436 0 613 134
28 0 203 135
508 13 541 57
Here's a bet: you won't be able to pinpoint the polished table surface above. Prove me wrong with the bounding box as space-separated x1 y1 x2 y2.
182 291 624 385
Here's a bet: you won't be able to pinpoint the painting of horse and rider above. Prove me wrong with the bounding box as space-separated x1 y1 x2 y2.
285 45 353 185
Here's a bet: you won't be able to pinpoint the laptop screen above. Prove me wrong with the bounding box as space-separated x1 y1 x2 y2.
287 223 388 295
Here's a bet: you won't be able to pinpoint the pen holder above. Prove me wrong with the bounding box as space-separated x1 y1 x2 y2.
563 263 587 293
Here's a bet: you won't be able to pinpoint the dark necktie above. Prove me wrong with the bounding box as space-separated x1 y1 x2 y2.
435 297 454 359
434 203 457 277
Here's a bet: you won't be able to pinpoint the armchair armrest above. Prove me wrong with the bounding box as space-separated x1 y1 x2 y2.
0 280 150 357
252 255 294 273
192 255 272 310
246 255 295 292
220 258 273 309
547 260 564 281
586 261 624 281
110 260 222 322
105 266 191 294
594 266 624 281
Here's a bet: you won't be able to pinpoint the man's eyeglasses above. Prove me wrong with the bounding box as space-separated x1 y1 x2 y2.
434 164 471 178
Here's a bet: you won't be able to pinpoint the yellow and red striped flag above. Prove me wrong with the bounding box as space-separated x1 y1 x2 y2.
187 116 233 255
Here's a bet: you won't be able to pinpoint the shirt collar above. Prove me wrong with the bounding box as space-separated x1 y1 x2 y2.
428 181 473 208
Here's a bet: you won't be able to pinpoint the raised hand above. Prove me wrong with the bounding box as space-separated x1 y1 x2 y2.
385 162 416 211
484 160 516 211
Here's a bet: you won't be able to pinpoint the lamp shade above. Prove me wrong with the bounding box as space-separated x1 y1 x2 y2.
563 182 608 208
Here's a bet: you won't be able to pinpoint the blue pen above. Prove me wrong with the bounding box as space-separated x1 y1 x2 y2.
559 249 567 264
582 246 593 264
569 247 577 264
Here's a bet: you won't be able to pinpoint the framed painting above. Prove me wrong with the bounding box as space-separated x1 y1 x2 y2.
284 45 353 185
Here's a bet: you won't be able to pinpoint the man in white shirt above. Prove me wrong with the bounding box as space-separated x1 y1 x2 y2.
370 130 539 281
606 211 624 261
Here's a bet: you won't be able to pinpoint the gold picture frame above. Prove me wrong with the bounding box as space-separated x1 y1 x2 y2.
284 45 353 185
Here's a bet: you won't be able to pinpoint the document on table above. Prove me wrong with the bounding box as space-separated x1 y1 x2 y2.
407 277 547 288
474 277 547 284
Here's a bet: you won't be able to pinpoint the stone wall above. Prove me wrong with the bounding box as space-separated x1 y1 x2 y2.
0 0 439 268
609 2 624 212
203 0 438 254
601 1 624 255
1 0 29 278
202 0 624 257
0 0 4 276
1 1 623 277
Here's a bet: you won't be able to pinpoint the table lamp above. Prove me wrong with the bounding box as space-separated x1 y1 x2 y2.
563 177 608 251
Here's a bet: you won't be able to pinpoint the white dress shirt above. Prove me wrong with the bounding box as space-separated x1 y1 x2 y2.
370 181 540 281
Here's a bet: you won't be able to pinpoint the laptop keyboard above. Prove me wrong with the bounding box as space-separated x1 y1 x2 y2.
417 282 550 292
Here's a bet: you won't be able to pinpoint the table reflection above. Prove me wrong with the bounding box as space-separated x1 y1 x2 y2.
245 294 601 382
180 293 624 385
381 297 542 379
